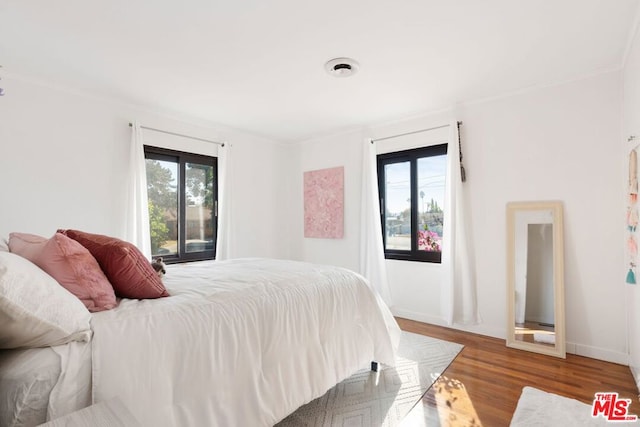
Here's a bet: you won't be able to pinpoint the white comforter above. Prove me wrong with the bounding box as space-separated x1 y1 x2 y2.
80 258 399 426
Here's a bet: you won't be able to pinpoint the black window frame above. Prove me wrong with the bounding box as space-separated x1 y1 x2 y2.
377 144 447 263
144 145 218 263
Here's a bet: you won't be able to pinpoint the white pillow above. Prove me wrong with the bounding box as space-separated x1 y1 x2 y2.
0 252 92 349
0 237 7 252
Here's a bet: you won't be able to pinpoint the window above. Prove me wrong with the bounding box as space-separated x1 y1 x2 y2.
144 146 218 263
377 144 447 263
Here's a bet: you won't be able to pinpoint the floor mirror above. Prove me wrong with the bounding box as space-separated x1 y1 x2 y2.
506 201 566 358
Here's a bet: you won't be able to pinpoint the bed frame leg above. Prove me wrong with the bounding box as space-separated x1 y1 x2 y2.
371 361 379 372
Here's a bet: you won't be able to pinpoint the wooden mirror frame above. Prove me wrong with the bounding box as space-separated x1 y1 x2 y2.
506 201 566 358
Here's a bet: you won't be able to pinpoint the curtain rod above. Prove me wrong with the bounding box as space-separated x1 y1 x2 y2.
371 122 462 143
129 123 224 146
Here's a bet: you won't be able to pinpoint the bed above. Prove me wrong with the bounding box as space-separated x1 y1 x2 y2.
1 256 400 426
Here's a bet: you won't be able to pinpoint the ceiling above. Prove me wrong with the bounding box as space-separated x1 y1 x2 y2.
1 0 638 142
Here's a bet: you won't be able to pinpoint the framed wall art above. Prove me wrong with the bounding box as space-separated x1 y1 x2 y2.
304 166 344 239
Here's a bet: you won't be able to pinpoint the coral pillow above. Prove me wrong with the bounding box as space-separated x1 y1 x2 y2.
58 229 169 299
8 232 117 312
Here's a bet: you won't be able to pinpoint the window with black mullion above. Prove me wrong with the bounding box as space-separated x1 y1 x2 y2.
377 144 447 263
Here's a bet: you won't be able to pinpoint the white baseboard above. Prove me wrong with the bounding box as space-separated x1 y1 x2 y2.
390 307 443 327
565 342 629 365
631 366 640 392
391 307 630 366
390 307 505 341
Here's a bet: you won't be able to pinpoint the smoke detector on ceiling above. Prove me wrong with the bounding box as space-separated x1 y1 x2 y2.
324 57 359 77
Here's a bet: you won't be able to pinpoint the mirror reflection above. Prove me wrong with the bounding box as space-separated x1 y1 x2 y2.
515 222 555 346
507 201 565 358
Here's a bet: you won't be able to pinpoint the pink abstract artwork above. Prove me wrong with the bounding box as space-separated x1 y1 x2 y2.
304 166 344 239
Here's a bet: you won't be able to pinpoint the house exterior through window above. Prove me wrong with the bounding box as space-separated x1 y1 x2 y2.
377 144 447 263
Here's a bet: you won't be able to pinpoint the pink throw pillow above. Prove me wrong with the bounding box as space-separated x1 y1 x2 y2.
58 229 169 300
8 232 117 312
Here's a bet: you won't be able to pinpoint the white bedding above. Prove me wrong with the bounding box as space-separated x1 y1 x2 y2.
52 258 400 426
0 340 92 426
0 347 60 427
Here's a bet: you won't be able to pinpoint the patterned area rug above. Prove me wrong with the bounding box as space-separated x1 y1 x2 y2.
277 331 463 427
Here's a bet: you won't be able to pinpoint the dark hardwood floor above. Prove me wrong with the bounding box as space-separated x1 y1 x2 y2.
397 317 639 426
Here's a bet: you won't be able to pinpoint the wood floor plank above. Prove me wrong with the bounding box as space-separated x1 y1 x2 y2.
397 317 639 426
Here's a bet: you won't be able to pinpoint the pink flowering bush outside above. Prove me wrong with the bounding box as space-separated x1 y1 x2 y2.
418 229 441 252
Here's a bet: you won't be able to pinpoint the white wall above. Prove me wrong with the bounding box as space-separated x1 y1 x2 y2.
288 130 365 272
462 73 624 363
289 71 626 364
0 75 290 260
623 21 640 388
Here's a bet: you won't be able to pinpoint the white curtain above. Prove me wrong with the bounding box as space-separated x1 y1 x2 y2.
441 121 480 325
215 143 233 260
125 121 152 259
359 139 393 305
